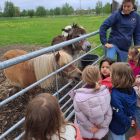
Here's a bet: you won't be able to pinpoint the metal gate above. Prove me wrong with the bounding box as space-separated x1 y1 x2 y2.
0 30 104 140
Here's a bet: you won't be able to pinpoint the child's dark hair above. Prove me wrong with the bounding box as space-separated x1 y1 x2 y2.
24 93 65 140
111 62 135 89
99 57 115 79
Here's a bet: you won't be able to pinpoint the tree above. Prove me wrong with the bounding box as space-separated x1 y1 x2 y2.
0 5 3 17
14 6 20 17
103 2 111 14
54 7 61 15
28 9 34 18
61 3 74 15
95 1 103 15
36 6 46 17
4 1 15 17
20 9 28 17
49 9 54 16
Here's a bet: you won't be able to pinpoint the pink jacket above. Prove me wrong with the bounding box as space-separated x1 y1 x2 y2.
128 60 140 76
69 85 112 139
133 66 140 77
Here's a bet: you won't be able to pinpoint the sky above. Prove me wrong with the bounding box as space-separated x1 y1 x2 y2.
0 0 125 11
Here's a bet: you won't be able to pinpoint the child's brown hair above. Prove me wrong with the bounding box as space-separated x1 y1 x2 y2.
24 93 65 140
111 62 135 89
82 65 100 89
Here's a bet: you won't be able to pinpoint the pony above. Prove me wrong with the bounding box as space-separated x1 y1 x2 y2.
3 49 82 89
51 24 91 59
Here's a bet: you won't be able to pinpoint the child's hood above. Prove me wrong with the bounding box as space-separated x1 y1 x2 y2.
113 87 137 106
69 85 108 100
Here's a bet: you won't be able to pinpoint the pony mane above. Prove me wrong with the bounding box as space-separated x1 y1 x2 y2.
33 50 73 89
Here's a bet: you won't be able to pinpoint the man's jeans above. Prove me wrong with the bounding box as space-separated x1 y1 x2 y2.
106 44 128 62
136 106 140 129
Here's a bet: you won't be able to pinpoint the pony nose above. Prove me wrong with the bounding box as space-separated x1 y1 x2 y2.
82 41 91 52
74 72 82 81
86 45 91 52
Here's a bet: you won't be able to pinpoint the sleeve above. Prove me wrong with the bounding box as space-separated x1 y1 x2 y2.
134 86 140 98
133 14 140 46
73 99 95 131
99 12 118 45
111 92 131 127
100 106 112 128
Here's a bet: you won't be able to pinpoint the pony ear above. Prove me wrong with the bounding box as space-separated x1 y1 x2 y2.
55 52 60 62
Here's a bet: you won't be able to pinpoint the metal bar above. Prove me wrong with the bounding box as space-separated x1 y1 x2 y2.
53 81 72 97
66 110 75 120
64 104 73 115
14 132 25 140
0 118 25 140
0 31 99 70
60 98 72 110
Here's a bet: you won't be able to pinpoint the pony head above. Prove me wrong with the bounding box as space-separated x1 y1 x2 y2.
66 24 91 52
55 51 82 81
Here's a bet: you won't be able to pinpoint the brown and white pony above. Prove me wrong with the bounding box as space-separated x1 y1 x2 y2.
51 24 91 59
3 49 81 89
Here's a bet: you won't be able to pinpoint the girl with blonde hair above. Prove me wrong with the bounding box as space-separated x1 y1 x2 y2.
69 65 112 140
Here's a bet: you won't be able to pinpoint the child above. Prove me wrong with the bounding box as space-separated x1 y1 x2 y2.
24 93 83 140
133 53 140 77
108 62 137 140
128 47 140 77
69 65 112 140
99 58 114 91
128 47 139 70
130 74 140 140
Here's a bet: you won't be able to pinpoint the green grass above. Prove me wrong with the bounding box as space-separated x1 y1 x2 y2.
0 15 108 47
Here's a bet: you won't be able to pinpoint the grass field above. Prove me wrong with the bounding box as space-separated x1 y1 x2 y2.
0 15 108 47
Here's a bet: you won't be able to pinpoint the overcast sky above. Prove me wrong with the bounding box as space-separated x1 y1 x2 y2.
0 0 126 11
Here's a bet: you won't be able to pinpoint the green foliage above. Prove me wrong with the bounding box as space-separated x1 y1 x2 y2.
20 9 28 17
95 1 103 15
103 3 111 14
4 1 15 17
28 9 35 18
36 6 46 17
14 6 20 17
54 7 61 15
61 3 74 15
